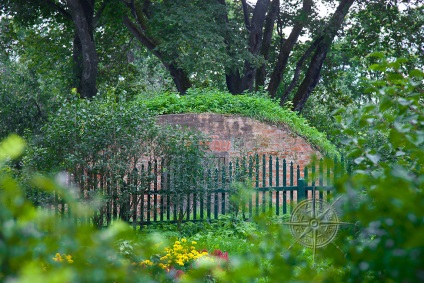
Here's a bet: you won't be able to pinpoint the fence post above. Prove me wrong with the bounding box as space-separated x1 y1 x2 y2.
297 178 306 202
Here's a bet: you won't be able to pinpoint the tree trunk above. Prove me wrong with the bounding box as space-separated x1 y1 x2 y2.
279 37 322 106
123 16 192 95
226 71 243 95
168 63 192 94
267 0 313 99
67 0 98 99
241 0 270 92
215 0 243 94
292 0 355 112
255 0 280 90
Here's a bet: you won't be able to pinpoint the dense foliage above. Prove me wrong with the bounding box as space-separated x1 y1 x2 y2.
326 57 424 282
24 93 210 226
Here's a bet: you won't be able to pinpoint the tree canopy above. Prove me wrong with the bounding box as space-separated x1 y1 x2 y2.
0 0 423 137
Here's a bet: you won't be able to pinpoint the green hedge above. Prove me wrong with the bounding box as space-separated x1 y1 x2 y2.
138 89 339 157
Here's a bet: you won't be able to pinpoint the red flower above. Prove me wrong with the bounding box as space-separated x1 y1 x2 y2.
211 249 229 261
168 267 185 279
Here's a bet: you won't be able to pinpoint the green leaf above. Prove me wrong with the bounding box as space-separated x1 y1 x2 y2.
387 73 404 81
369 63 387 71
367 51 385 59
0 134 25 162
365 153 380 164
409 69 424 78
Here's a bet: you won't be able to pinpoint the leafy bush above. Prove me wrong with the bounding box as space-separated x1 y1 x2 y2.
0 135 165 282
0 59 64 140
138 88 339 157
327 55 424 282
26 94 210 226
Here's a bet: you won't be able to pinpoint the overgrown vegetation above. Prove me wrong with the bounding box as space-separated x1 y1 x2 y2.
0 138 342 282
325 55 424 282
24 92 210 227
139 88 339 157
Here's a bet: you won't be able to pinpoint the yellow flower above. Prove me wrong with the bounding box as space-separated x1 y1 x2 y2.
158 263 169 270
141 259 153 266
65 254 73 264
181 238 187 243
191 241 197 245
176 260 184 266
53 253 63 262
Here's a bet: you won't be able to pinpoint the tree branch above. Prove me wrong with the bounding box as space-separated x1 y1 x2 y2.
279 36 322 106
241 0 270 91
215 0 243 94
123 17 158 56
267 0 313 98
123 14 191 94
241 0 251 29
256 0 280 89
94 0 110 27
46 0 72 21
291 0 356 112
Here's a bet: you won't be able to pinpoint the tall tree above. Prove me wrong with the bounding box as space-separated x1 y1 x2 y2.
0 0 115 99
123 0 356 111
67 0 99 99
301 0 424 141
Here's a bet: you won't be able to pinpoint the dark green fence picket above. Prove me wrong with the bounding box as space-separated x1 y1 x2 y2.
153 160 158 222
221 164 226 215
160 160 164 222
275 157 280 215
262 155 266 213
319 159 324 200
304 166 308 199
290 161 294 212
268 155 273 211
207 169 212 220
255 154 260 216
214 168 219 220
248 156 253 217
199 171 206 220
49 154 348 228
282 159 287 214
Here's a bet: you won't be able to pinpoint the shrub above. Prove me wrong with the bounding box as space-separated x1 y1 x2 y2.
327 55 424 282
26 94 210 226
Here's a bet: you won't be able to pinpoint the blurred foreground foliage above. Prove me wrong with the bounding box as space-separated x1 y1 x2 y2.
0 135 338 283
328 55 424 282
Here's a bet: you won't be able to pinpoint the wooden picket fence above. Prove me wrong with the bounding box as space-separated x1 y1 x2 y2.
42 154 348 229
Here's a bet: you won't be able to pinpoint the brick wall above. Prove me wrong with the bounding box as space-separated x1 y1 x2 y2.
157 113 322 168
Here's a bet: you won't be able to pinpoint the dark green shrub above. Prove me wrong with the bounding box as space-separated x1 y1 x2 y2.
26 94 210 226
326 55 424 282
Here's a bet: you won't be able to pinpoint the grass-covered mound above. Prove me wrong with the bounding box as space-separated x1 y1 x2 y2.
138 89 338 157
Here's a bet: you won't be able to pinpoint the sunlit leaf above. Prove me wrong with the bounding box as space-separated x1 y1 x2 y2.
0 134 25 162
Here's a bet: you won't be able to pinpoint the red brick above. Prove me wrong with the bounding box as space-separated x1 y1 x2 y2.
157 113 323 164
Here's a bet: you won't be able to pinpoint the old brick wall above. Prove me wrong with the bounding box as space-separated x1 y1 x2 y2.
157 113 322 168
